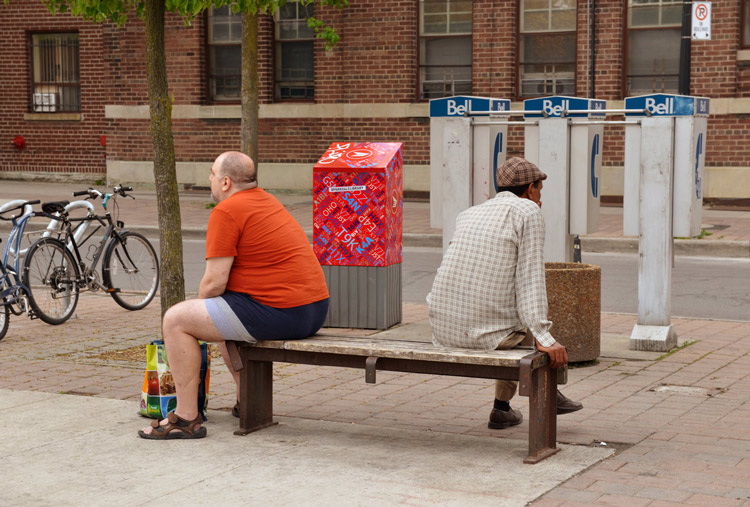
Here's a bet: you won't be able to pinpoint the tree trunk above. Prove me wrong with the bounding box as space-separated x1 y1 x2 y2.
144 0 185 316
241 10 259 164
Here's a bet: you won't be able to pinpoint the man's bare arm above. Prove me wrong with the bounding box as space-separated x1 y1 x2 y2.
198 257 234 299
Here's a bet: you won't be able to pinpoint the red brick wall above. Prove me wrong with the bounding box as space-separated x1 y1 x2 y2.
690 1 739 98
315 2 417 103
108 117 430 165
0 0 107 174
472 0 518 99
2 0 749 194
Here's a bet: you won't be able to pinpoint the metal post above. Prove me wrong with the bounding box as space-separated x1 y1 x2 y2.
678 0 692 95
630 117 677 351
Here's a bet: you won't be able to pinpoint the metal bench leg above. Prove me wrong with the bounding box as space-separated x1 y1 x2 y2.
234 358 278 436
524 364 559 464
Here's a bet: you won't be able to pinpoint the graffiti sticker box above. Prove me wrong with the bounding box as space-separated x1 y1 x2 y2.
313 142 403 267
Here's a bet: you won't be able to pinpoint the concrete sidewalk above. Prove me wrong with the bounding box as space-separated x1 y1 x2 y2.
0 389 611 506
1 179 749 257
1 293 750 505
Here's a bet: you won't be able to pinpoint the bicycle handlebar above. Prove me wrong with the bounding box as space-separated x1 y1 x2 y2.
0 200 40 220
72 186 135 200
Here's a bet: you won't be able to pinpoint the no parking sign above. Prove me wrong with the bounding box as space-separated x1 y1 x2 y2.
692 2 711 40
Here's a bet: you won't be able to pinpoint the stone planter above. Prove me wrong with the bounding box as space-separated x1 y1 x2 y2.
545 262 601 363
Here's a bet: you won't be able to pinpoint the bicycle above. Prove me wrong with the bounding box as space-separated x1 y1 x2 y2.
23 186 160 325
0 199 41 341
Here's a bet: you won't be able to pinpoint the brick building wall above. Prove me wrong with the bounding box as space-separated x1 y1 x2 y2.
1 0 750 198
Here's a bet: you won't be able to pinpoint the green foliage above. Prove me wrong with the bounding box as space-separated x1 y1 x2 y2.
218 0 349 50
28 0 347 49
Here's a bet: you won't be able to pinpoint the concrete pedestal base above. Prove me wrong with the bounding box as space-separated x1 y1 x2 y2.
629 324 677 352
545 262 601 363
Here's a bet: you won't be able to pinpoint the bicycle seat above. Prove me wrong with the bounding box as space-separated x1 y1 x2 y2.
42 201 70 214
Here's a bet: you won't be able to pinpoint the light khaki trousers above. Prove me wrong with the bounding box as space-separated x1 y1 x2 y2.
494 330 532 401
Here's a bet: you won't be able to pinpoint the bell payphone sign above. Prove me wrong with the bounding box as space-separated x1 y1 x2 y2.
624 94 710 117
624 94 710 237
523 96 606 118
313 142 403 267
429 96 511 117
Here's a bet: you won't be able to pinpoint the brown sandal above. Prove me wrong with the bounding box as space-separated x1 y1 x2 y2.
138 412 207 440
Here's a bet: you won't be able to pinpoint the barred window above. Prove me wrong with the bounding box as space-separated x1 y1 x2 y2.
275 3 315 100
419 0 472 100
520 0 576 98
208 6 242 101
627 0 681 95
29 33 80 113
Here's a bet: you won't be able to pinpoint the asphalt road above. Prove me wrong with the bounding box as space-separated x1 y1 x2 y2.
173 240 750 322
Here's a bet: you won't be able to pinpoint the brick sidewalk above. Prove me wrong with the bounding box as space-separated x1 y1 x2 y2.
1 294 749 505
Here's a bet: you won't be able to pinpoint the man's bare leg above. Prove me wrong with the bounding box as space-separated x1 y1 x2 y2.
139 299 225 436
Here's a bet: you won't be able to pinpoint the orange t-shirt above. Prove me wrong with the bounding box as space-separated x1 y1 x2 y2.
205 188 329 308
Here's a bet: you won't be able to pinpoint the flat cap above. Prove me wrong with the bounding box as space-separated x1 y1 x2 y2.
496 157 547 188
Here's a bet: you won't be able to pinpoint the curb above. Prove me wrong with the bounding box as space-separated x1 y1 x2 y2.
581 237 750 258
4 224 748 258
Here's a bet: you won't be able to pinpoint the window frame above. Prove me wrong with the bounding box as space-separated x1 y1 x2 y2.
417 0 473 101
273 2 315 102
206 5 243 104
27 31 81 113
517 0 578 100
624 0 682 97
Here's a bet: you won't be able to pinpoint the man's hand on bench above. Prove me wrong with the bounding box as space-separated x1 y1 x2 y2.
535 340 568 369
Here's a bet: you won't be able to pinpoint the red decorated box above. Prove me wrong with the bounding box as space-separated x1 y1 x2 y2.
313 142 403 267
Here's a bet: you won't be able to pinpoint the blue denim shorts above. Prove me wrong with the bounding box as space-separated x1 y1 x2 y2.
205 291 329 343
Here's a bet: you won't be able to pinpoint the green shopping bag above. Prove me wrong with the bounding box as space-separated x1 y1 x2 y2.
139 340 210 421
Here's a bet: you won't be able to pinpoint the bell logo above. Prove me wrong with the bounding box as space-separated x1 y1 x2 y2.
542 99 570 117
446 100 467 116
645 97 674 115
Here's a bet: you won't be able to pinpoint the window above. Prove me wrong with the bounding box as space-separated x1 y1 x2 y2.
743 0 750 48
275 3 315 100
419 0 472 99
29 33 80 113
627 0 681 95
519 0 576 98
208 6 242 101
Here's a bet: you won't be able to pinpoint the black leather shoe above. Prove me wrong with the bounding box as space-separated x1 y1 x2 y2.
557 390 583 414
488 407 523 429
232 401 240 418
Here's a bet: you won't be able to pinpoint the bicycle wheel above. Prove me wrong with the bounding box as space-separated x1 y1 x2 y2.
103 231 159 311
0 302 8 341
23 238 79 325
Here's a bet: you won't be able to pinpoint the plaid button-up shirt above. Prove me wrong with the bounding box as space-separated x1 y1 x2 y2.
427 192 556 350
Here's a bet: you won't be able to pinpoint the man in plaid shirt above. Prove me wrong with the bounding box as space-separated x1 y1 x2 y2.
427 157 583 429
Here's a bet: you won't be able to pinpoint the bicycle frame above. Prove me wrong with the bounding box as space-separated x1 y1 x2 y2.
0 202 37 316
45 191 133 292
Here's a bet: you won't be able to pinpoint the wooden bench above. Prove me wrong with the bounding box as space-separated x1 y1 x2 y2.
225 333 566 464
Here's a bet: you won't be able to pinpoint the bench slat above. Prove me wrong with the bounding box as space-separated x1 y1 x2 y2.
243 335 545 368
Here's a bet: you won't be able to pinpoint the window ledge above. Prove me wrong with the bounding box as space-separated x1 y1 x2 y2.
24 113 82 121
737 49 750 62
